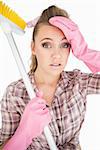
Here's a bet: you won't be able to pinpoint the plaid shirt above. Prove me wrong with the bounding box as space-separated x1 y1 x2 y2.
0 69 100 150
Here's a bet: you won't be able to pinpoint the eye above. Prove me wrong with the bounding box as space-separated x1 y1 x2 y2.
41 42 52 48
61 42 71 48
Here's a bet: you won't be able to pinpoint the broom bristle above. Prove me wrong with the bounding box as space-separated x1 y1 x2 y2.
0 1 26 30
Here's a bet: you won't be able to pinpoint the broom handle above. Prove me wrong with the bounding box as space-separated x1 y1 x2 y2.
5 32 58 150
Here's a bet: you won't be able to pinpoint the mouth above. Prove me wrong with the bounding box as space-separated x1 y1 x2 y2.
50 64 61 66
50 64 62 69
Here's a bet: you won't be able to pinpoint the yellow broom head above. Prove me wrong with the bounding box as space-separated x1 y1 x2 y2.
0 1 26 30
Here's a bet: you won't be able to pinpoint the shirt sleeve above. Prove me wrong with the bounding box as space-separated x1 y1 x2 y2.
79 71 100 95
0 85 21 145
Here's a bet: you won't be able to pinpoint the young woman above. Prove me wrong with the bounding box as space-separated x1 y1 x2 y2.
0 5 100 150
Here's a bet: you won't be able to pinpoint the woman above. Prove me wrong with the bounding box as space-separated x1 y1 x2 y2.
0 5 100 150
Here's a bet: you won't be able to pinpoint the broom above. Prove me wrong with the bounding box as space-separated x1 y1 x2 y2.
0 1 57 149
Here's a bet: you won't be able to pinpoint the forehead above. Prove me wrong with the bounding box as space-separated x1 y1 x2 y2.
35 24 67 40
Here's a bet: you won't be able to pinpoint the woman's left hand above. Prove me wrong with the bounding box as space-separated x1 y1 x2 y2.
49 16 100 73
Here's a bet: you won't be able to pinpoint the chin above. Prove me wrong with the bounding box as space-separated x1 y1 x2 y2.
50 69 63 76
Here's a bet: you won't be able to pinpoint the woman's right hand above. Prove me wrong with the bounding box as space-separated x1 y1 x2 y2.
3 93 51 150
20 93 51 139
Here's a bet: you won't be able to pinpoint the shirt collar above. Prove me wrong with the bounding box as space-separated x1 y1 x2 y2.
28 71 72 96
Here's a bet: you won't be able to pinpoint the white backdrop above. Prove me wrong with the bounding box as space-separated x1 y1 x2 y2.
0 0 100 149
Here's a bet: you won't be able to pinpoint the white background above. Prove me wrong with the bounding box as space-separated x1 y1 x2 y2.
0 0 100 149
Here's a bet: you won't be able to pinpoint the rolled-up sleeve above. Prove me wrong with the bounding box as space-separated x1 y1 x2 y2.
0 85 21 145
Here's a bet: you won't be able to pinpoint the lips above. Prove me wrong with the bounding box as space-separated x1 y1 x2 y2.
50 64 61 66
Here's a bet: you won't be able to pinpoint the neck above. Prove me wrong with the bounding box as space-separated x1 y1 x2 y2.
34 68 60 86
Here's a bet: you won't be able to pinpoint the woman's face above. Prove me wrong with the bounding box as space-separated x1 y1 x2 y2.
31 24 70 76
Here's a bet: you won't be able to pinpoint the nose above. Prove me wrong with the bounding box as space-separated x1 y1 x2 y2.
51 48 61 59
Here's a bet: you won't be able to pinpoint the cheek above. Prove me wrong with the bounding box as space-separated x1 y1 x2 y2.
64 49 70 57
36 47 50 57
35 48 42 57
63 49 70 62
35 49 48 63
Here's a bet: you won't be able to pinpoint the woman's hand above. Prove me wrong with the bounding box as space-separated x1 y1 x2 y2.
3 92 51 150
49 16 100 73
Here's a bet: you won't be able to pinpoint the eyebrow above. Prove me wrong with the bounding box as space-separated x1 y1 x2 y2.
62 37 67 41
40 37 67 42
40 38 53 42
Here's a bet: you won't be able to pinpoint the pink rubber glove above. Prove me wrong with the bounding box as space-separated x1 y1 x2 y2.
3 92 51 150
49 16 100 73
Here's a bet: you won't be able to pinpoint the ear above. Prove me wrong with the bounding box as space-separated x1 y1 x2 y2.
31 41 36 55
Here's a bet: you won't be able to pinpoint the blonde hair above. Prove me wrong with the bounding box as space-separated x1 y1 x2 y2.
30 5 69 73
